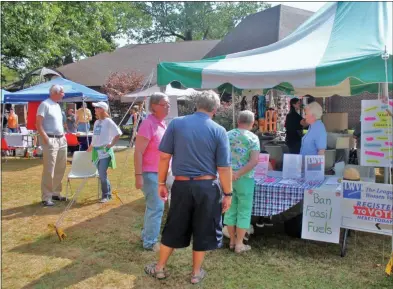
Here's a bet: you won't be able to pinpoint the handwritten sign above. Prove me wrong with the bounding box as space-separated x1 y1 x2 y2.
305 155 325 181
341 181 393 236
254 153 270 179
361 99 393 167
283 154 302 179
301 188 341 243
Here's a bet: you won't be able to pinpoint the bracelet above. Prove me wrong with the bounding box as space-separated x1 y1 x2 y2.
158 182 166 185
223 192 233 197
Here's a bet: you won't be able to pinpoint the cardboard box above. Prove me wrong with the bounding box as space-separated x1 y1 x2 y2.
322 113 348 132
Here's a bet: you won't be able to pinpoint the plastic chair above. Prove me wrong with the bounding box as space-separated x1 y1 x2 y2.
65 133 80 153
66 151 100 201
1 138 14 162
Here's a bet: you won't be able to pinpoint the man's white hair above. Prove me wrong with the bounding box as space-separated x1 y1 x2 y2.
49 84 64 95
238 110 255 124
195 90 220 112
306 101 323 120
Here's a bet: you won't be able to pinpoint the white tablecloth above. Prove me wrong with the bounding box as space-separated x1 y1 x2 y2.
4 133 34 148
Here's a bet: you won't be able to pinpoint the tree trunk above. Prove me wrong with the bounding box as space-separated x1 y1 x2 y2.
184 30 193 41
63 54 74 65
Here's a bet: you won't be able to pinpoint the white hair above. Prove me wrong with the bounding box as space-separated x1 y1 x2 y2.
195 90 220 112
306 101 323 120
149 92 168 112
238 110 255 124
49 84 64 95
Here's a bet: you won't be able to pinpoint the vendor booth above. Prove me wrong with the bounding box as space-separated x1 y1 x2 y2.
155 1 393 271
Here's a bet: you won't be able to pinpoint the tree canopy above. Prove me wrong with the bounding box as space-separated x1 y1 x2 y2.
131 2 270 42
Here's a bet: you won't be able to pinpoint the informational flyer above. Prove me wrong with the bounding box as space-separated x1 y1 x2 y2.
341 181 393 236
305 155 325 181
360 99 393 167
254 153 270 179
282 154 302 179
301 188 341 244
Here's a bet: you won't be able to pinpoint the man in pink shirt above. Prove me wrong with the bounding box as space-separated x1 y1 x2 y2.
134 92 169 251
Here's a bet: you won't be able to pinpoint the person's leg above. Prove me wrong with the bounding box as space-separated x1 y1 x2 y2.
41 138 56 203
97 157 111 199
141 172 164 249
192 251 206 276
52 137 68 197
224 180 239 248
155 243 175 270
235 178 255 252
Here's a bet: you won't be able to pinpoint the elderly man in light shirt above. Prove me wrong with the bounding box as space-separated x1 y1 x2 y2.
36 85 68 206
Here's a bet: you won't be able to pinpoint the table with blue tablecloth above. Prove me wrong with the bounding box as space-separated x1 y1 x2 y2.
252 171 327 217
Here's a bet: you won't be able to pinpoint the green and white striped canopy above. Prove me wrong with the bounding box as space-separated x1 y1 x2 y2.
158 2 392 96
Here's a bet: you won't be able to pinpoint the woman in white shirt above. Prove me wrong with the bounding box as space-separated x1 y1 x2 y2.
87 102 122 203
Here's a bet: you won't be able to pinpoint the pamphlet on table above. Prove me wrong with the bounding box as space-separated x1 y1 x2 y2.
254 153 269 179
282 154 302 179
304 155 325 181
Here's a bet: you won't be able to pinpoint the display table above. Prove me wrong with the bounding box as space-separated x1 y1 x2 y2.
4 133 35 148
252 171 326 217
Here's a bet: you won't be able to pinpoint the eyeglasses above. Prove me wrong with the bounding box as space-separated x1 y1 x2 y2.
158 103 171 108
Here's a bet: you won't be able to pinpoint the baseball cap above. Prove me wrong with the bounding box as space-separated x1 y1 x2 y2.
92 102 109 111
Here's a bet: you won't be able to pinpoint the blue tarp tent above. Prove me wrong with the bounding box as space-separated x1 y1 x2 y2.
1 89 26 104
3 78 108 103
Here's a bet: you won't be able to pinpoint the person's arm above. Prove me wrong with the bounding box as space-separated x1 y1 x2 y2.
316 126 327 156
157 152 172 202
75 111 79 126
36 116 49 145
134 136 149 189
233 150 259 179
88 109 92 121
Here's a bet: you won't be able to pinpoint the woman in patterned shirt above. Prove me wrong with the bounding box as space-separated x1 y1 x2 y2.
224 110 260 253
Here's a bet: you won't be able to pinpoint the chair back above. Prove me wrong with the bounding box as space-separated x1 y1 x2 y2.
69 151 97 177
1 138 9 150
65 133 79 146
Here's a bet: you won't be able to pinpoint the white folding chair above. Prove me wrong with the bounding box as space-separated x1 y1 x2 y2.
66 151 100 201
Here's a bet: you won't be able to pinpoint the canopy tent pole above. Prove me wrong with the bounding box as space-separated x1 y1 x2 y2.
116 71 154 127
1 103 5 133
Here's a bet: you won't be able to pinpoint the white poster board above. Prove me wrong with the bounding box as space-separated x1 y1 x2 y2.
341 181 393 236
301 188 341 244
254 153 269 179
305 155 325 181
360 99 393 167
282 154 302 179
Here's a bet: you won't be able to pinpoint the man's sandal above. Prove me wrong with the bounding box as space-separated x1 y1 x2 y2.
144 263 169 280
191 268 206 284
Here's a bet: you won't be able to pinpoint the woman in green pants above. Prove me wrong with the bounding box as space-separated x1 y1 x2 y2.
225 110 260 253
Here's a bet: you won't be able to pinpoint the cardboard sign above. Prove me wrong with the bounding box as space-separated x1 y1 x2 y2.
341 181 393 236
282 154 302 179
305 155 325 181
302 188 341 244
254 153 270 179
360 99 393 167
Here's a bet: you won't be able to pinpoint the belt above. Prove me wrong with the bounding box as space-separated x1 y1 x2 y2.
174 175 217 181
47 134 64 138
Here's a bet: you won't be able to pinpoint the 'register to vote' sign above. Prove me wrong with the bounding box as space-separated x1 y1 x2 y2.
302 188 341 244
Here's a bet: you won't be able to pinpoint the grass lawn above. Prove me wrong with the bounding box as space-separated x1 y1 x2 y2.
1 150 393 289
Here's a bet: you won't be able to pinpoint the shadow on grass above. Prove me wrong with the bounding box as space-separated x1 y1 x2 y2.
11 197 152 289
1 157 43 172
1 199 99 221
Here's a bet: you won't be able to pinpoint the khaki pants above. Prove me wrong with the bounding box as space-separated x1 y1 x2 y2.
41 136 67 201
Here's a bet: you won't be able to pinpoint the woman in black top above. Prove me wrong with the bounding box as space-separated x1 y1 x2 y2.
285 98 306 154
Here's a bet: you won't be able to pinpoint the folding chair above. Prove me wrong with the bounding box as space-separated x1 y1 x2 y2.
66 151 100 201
1 138 14 162
65 133 80 154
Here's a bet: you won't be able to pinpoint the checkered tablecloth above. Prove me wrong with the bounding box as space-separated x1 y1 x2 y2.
252 177 326 217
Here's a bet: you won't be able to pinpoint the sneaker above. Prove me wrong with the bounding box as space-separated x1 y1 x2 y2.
263 218 274 227
42 200 55 207
256 217 273 228
99 197 111 203
52 195 67 201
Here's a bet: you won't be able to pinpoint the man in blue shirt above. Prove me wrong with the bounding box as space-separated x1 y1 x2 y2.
144 90 233 284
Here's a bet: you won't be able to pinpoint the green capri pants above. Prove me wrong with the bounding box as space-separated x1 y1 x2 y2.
224 177 255 229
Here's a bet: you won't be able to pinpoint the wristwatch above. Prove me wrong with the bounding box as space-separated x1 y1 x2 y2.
223 192 233 197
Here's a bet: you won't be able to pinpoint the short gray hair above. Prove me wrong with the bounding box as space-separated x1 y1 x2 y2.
49 84 64 95
149 92 168 112
238 110 255 124
306 101 323 119
195 90 220 112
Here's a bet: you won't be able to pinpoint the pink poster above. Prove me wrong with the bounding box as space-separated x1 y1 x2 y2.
254 153 270 179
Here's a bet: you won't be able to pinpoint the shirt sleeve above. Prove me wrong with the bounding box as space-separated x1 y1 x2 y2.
108 118 122 137
137 119 152 140
315 124 327 150
36 102 47 117
250 135 260 152
159 120 175 155
216 127 231 167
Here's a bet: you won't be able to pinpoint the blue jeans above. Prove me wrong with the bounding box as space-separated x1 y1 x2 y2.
77 123 90 133
8 128 17 133
97 157 111 199
141 172 164 249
